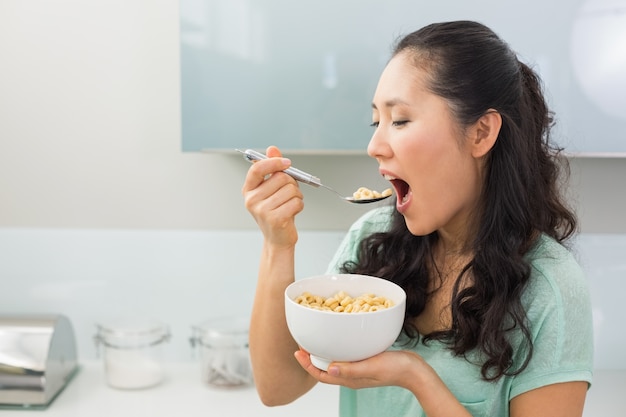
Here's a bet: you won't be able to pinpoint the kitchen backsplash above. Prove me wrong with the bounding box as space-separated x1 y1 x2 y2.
0 228 344 362
0 229 623 369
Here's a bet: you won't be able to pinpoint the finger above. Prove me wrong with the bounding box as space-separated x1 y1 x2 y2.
294 350 328 379
252 180 304 216
242 156 292 194
323 352 406 387
246 171 302 206
266 145 283 158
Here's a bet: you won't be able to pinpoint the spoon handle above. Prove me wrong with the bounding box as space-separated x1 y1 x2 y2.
237 149 322 188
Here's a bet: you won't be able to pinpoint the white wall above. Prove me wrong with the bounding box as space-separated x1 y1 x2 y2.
0 0 624 368
1 0 625 232
0 0 386 231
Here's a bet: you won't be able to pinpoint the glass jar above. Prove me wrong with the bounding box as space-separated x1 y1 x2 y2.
94 318 170 390
190 316 253 387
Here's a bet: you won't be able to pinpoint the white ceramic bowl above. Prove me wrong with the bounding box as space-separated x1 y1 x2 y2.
284 274 406 370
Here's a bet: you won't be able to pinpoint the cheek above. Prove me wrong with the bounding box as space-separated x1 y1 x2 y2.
435 162 481 219
406 134 459 183
409 149 479 226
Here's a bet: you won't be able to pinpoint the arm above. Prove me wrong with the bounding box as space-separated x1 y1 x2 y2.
510 381 588 417
242 146 317 405
295 348 589 416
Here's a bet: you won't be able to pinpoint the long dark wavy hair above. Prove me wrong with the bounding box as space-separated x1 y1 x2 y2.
340 21 577 381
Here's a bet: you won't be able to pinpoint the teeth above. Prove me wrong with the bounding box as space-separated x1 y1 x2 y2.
383 174 396 180
402 194 410 204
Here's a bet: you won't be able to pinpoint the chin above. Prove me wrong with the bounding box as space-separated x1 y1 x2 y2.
403 217 433 237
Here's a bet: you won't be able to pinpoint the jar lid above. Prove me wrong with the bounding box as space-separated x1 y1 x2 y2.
96 317 170 349
191 316 249 348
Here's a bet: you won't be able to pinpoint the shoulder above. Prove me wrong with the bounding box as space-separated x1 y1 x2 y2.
347 205 394 235
511 234 594 395
524 234 588 303
325 206 394 274
526 234 580 271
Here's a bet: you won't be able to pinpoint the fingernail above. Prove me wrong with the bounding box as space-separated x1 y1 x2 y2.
328 365 340 376
281 158 291 166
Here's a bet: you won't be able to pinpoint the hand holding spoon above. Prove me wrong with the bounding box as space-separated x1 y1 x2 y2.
237 149 392 204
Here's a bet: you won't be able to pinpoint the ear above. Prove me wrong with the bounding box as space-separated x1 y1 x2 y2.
469 109 501 158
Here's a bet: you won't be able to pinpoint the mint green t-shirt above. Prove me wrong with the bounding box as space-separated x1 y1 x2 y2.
326 207 593 417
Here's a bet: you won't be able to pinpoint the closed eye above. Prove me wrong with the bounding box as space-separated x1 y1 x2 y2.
371 120 409 128
392 120 409 127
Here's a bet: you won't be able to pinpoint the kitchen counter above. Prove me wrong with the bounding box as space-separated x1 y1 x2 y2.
2 362 622 416
2 361 339 417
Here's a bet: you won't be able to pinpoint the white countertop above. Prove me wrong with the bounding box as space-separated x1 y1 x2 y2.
2 362 622 416
3 361 339 417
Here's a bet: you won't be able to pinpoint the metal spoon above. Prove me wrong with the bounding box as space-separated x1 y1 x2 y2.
237 149 392 204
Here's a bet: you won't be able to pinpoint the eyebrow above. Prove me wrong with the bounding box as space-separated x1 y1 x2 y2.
371 98 411 110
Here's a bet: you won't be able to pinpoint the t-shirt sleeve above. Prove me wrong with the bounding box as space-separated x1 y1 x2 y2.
510 242 594 398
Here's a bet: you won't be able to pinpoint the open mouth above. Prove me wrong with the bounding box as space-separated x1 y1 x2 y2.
384 175 411 206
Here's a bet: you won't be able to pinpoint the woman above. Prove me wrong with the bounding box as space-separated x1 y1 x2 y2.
241 21 593 417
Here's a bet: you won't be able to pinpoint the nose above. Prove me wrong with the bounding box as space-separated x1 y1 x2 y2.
367 126 390 160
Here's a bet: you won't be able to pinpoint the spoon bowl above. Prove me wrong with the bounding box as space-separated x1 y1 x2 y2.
344 196 391 204
238 149 392 204
319 184 391 204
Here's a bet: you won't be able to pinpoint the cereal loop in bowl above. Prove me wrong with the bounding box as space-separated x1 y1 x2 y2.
294 291 394 313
